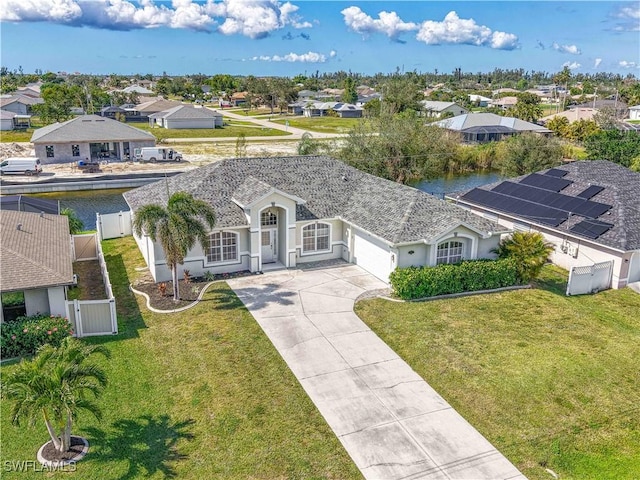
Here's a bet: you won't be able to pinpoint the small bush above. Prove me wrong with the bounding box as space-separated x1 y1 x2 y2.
1 314 73 359
389 259 521 300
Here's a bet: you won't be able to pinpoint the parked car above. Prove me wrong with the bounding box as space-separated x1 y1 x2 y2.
0 157 42 176
133 147 183 163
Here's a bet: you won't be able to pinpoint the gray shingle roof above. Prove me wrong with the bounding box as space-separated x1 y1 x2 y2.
434 113 551 133
30 114 155 143
0 210 74 292
455 160 640 251
124 156 496 245
149 105 223 120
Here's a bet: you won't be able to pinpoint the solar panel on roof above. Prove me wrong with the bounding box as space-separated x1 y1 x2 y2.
460 188 567 227
576 185 604 199
491 181 612 218
544 168 568 178
520 173 573 192
570 219 613 239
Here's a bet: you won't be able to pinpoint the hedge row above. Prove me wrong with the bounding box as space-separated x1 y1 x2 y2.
1 314 73 359
389 259 521 300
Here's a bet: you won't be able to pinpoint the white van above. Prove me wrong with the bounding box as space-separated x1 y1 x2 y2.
0 157 43 176
133 147 183 163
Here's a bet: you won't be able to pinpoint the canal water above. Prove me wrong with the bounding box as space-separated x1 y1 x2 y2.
29 171 502 231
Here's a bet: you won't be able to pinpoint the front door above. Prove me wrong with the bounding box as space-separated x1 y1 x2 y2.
261 229 277 264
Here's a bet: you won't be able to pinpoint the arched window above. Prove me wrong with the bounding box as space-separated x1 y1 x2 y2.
436 240 463 265
207 231 238 263
302 223 330 253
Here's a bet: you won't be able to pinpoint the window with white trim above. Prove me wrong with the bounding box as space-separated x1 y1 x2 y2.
436 240 463 264
207 231 238 263
302 223 330 253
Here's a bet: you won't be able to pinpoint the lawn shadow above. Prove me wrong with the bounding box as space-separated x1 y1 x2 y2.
84 415 195 479
534 266 569 297
226 283 297 311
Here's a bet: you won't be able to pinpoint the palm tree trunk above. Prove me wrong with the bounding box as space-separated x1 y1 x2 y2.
172 263 180 301
42 410 62 451
60 413 72 452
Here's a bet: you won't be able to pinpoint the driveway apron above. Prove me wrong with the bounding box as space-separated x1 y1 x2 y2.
228 264 525 480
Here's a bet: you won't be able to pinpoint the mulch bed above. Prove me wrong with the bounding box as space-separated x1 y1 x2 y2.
132 271 251 311
40 436 86 462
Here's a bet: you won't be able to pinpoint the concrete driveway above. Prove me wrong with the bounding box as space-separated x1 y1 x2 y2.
228 263 525 480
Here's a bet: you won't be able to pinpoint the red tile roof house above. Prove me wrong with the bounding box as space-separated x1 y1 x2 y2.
0 210 75 322
124 156 506 284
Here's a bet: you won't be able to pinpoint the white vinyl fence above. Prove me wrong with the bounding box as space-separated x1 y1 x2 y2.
566 261 613 296
98 211 132 241
67 233 118 337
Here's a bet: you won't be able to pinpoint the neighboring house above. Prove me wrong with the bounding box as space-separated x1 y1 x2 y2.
492 88 519 96
120 84 155 96
287 100 307 115
16 85 42 98
628 105 640 121
0 95 43 115
433 113 552 143
421 101 468 118
31 114 155 163
303 101 338 117
0 110 16 131
489 96 518 110
332 103 363 118
148 105 223 129
469 94 492 107
540 108 598 125
356 92 382 107
230 92 248 106
450 161 640 289
0 210 74 321
100 105 127 119
124 156 504 284
124 98 183 122
571 99 628 118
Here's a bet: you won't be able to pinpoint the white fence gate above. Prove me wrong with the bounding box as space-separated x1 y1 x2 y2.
67 231 118 337
98 211 132 241
566 261 613 296
72 233 98 261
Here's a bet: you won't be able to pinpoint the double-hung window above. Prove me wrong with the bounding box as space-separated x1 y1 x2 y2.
207 232 238 263
302 223 330 253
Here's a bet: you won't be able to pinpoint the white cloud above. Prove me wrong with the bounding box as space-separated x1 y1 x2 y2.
619 60 639 69
416 11 518 50
252 51 332 63
0 0 82 23
0 0 311 37
594 58 602 69
562 61 581 70
341 6 418 40
612 4 640 31
552 42 581 55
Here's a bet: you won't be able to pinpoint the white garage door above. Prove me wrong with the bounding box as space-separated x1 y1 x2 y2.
353 230 391 282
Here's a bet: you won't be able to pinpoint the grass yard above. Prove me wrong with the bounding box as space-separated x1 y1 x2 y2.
0 237 360 479
132 123 290 139
355 266 640 480
271 116 362 134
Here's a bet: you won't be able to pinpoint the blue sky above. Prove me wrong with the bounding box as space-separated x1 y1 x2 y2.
0 1 638 77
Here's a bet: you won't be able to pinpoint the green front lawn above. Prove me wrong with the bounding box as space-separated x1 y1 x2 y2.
271 116 362 133
0 237 359 479
355 266 640 480
132 123 290 139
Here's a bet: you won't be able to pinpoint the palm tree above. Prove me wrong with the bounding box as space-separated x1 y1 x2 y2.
492 232 555 282
132 191 216 301
3 337 109 454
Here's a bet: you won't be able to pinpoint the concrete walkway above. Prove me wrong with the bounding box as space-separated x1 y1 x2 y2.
228 264 525 480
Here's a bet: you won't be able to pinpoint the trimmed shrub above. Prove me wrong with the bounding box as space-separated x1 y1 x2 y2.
389 259 521 300
1 314 73 359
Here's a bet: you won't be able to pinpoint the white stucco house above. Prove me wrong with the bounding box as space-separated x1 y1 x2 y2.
421 101 469 118
124 156 505 284
450 161 640 289
0 210 74 321
148 105 224 129
31 114 155 163
629 105 640 121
